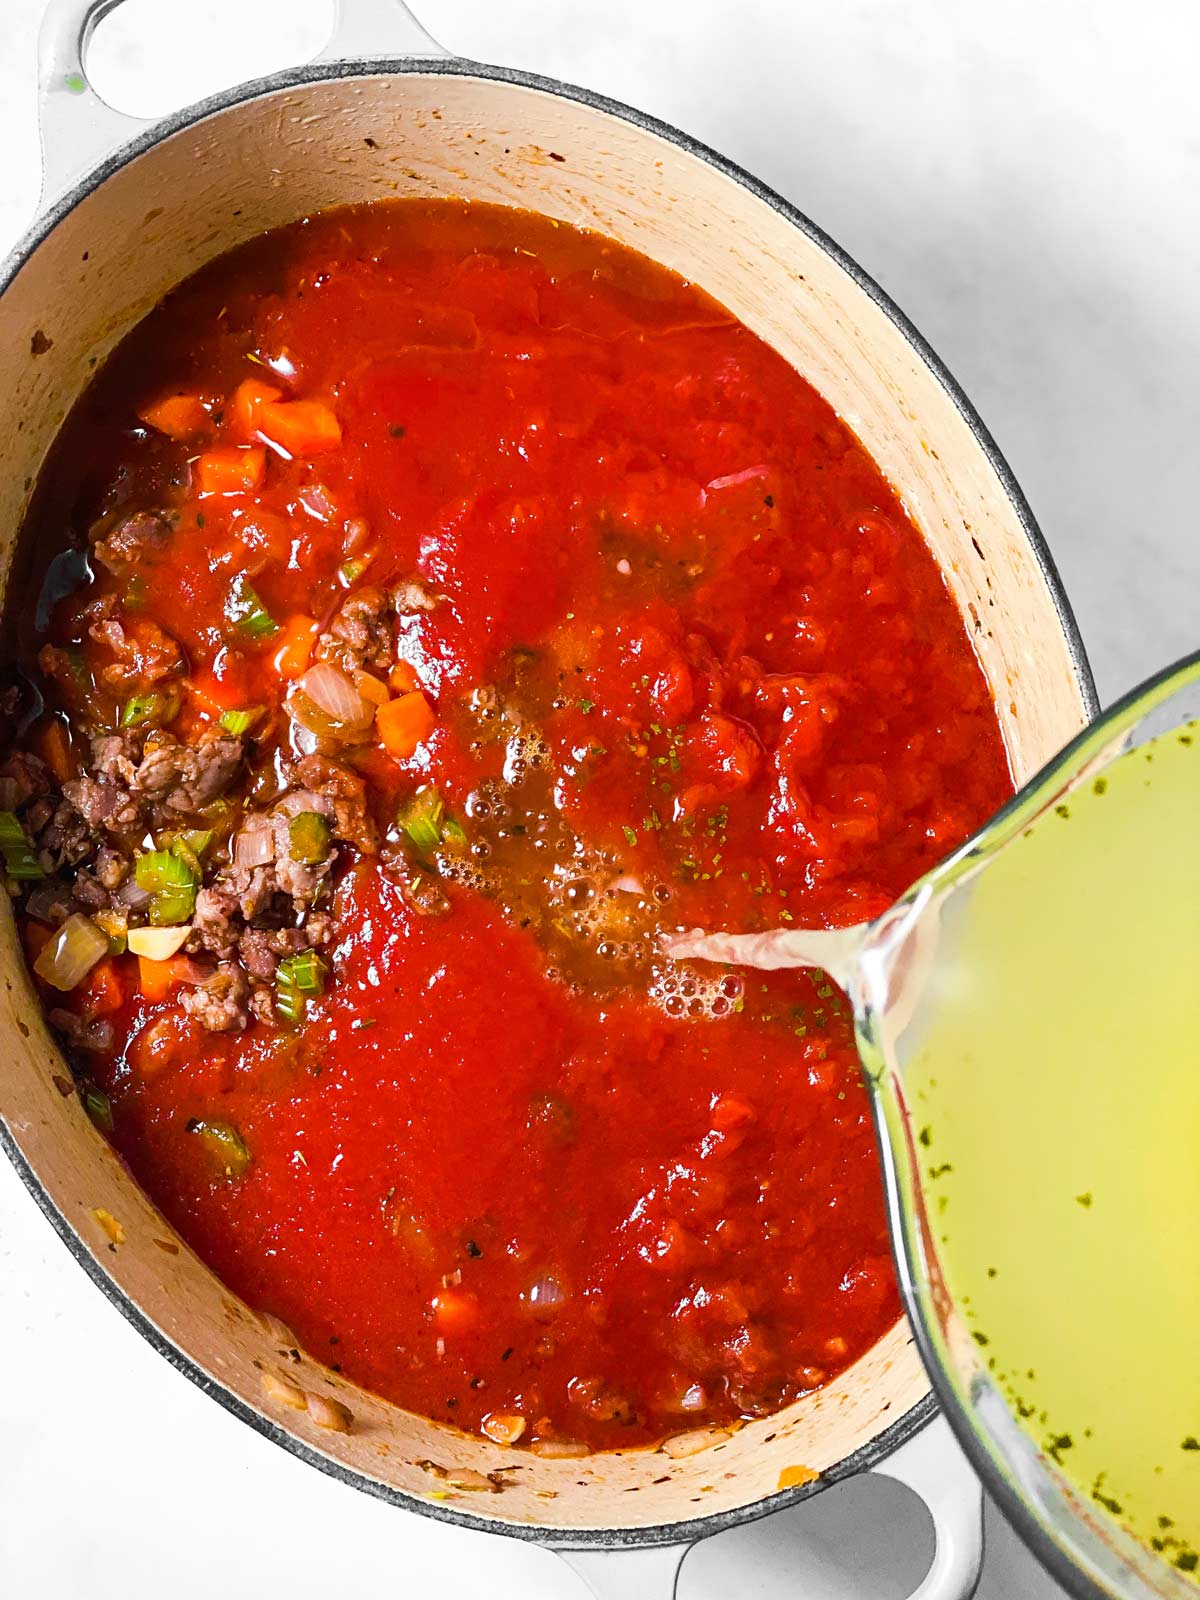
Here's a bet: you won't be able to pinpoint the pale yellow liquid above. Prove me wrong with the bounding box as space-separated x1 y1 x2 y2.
906 723 1200 1575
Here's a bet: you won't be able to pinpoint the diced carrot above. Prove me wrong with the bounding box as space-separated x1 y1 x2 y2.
229 376 282 441
432 1289 479 1333
377 690 436 759
353 670 391 707
187 669 243 716
257 399 342 458
389 660 421 694
137 954 191 1004
139 393 210 441
272 614 319 680
37 719 75 784
196 446 266 495
82 958 126 1018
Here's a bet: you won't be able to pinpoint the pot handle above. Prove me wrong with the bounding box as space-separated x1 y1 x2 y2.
36 0 155 208
556 1544 691 1599
871 1414 985 1600
35 0 445 212
554 1416 982 1600
311 0 445 63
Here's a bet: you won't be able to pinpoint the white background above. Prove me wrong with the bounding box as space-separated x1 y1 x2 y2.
1 1 1196 1595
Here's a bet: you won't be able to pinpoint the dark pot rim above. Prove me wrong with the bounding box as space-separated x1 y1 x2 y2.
0 51 1098 1554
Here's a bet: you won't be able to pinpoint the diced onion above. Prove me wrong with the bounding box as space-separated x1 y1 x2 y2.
272 789 332 819
33 913 109 991
116 878 153 911
233 824 276 868
481 1412 526 1445
25 880 78 927
305 1392 353 1432
660 1426 733 1458
290 663 374 739
442 1467 493 1491
128 925 191 960
526 1274 566 1311
297 482 337 523
528 1437 588 1459
262 1370 306 1411
704 465 769 495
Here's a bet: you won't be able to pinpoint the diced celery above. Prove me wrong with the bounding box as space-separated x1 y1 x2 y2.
275 948 328 1024
93 908 128 954
397 788 444 855
219 707 260 735
136 845 198 925
288 811 330 864
83 1084 113 1132
0 810 44 880
186 1117 250 1178
226 574 279 640
120 693 162 728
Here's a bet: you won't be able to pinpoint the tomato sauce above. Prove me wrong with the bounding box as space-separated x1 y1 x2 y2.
4 201 1012 1452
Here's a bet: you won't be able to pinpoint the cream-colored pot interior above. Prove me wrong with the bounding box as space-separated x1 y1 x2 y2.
0 67 1091 1536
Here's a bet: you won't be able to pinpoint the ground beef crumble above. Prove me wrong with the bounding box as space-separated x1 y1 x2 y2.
4 579 430 1043
91 510 173 574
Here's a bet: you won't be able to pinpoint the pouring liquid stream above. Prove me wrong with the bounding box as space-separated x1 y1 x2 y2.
669 715 1200 1582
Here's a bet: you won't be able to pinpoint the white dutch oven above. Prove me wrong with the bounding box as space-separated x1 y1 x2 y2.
0 3 1097 1595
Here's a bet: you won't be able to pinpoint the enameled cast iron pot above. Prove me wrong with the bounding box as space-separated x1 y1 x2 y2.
0 3 1099 1595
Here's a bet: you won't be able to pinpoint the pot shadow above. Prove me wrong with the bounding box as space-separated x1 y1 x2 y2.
677 1485 1071 1599
680 1472 934 1598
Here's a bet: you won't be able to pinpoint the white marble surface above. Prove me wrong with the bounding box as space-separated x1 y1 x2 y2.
1 1 1196 1595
